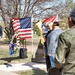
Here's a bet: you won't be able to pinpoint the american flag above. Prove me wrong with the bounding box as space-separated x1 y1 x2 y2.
12 17 32 39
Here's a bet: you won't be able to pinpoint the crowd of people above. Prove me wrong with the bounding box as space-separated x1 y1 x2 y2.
44 8 75 75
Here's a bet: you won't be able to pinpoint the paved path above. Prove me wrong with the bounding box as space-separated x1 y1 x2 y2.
0 70 19 75
0 62 46 75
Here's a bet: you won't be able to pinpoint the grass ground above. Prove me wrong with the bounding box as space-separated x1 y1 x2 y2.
17 69 46 75
0 34 46 75
0 34 40 64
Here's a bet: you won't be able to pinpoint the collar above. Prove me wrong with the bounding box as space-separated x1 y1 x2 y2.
53 27 61 30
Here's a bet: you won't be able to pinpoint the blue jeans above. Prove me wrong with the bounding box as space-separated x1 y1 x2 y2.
50 56 55 68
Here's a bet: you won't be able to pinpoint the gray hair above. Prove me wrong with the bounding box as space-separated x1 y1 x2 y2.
69 8 75 21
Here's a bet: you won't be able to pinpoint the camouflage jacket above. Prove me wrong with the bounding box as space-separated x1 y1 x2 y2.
56 26 75 75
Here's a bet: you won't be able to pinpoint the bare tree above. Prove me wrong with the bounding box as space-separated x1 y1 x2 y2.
0 0 74 40
57 0 75 30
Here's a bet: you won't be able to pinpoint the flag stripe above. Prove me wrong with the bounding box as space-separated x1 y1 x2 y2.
18 31 32 35
12 19 20 32
18 28 31 32
51 16 56 22
13 23 20 27
19 33 32 36
43 15 58 23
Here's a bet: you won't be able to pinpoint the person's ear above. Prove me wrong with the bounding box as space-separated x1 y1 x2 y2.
69 17 72 22
68 17 74 28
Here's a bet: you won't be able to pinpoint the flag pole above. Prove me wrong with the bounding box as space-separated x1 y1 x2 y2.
31 16 34 59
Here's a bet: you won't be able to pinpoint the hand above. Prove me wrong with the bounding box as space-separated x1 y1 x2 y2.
43 46 46 49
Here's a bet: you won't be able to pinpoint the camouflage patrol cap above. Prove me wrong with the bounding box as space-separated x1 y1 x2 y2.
53 21 59 26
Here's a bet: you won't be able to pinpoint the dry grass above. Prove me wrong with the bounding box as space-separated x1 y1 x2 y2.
0 35 40 65
17 69 46 75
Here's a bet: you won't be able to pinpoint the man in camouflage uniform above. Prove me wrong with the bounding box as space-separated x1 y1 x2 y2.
55 8 75 75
